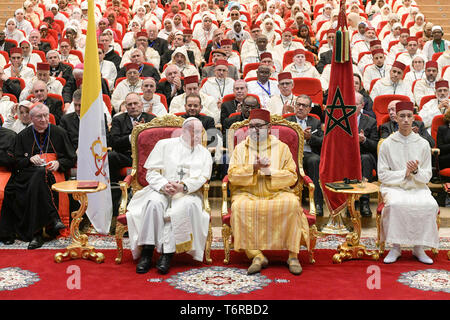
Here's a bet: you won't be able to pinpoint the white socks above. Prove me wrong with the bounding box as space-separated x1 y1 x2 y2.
412 245 433 265
383 244 434 264
383 244 401 264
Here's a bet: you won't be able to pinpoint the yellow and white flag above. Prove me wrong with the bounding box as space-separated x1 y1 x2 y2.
77 0 112 234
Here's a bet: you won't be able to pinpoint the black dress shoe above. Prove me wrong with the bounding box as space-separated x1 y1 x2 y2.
156 253 174 275
136 245 154 274
2 237 15 245
28 235 44 250
360 202 372 217
53 219 67 232
315 203 323 216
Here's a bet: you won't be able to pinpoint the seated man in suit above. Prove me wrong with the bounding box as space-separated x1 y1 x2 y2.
220 79 248 126
285 95 324 215
108 92 156 215
316 29 335 74
156 65 185 107
228 109 310 275
30 80 63 125
147 24 169 57
28 30 51 54
355 92 379 217
380 100 435 147
99 33 122 72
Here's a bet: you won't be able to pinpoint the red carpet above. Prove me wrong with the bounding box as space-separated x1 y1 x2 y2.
0 248 449 300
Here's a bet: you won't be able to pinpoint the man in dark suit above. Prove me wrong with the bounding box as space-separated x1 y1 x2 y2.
156 65 185 107
0 31 17 55
116 48 160 82
379 100 435 147
220 79 248 126
286 94 324 215
159 33 196 72
147 24 169 57
47 50 74 82
355 92 379 216
203 28 239 64
0 67 21 100
29 30 51 54
181 92 216 143
316 49 332 74
108 92 155 215
99 33 121 72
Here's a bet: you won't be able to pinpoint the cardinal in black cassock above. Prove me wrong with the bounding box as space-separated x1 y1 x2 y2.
0 104 76 249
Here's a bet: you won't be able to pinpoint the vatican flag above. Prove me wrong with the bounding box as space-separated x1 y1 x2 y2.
77 0 112 234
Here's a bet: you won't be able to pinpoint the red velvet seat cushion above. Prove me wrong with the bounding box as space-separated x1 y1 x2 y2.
117 214 128 225
136 127 183 187
439 168 450 177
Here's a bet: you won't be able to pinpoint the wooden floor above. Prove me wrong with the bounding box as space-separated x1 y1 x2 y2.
415 0 450 40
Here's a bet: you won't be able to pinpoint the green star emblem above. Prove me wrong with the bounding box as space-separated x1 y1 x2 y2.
324 87 357 136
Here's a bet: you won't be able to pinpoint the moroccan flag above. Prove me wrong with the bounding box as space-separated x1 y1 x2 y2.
77 0 112 234
319 0 362 215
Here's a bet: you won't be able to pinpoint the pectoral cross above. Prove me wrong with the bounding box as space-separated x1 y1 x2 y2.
177 167 186 181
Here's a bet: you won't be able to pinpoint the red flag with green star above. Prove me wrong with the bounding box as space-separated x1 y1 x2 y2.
319 0 362 215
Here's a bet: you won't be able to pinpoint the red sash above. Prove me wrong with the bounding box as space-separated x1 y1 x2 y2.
0 167 11 215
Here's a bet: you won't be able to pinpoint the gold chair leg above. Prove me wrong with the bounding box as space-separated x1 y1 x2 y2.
222 224 231 264
115 222 128 264
204 223 212 264
309 225 318 264
376 214 385 255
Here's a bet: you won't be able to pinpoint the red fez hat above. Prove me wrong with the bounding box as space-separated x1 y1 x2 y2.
136 31 148 38
425 60 438 70
211 48 227 56
10 47 23 55
97 43 104 51
125 63 140 71
282 28 293 34
278 72 292 81
215 59 228 66
369 39 381 47
400 28 410 35
366 26 375 31
251 24 261 30
407 36 418 43
249 109 270 123
293 48 306 56
260 52 272 60
220 39 233 46
60 38 70 45
37 62 50 71
184 75 199 85
183 28 193 35
435 80 449 89
392 60 406 71
371 48 384 56
395 101 414 113
39 22 49 29
44 11 54 19
327 28 336 34
28 101 41 111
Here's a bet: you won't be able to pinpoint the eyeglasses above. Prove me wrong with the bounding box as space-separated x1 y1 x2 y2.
295 102 310 108
249 123 269 129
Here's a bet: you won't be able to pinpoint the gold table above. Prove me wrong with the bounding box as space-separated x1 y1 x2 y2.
52 180 107 263
325 182 380 263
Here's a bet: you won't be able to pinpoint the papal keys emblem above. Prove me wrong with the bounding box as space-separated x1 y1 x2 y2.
90 137 108 177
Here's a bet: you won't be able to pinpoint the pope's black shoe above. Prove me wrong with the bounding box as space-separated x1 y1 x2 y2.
136 245 155 274
315 203 323 216
156 253 174 275
360 201 372 217
28 234 44 250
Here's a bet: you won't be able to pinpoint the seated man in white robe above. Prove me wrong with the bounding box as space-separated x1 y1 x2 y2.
126 117 213 274
200 60 235 107
413 61 439 106
5 47 35 82
169 75 219 123
378 101 439 265
370 61 414 102
362 48 390 92
283 48 320 79
140 77 167 117
247 64 280 108
419 80 449 131
266 72 297 115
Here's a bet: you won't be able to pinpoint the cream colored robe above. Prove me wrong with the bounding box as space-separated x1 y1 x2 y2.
228 135 309 253
378 131 439 248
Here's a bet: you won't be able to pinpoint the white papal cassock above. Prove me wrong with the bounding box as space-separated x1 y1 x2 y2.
378 131 439 248
126 136 213 261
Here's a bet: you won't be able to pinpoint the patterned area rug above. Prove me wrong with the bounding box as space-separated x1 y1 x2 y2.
1 234 450 251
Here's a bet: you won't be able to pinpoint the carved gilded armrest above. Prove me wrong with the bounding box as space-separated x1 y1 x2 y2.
299 168 316 216
222 175 229 217
118 169 135 216
202 182 211 214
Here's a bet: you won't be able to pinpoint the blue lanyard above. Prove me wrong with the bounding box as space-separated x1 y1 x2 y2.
257 81 271 96
32 125 50 155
